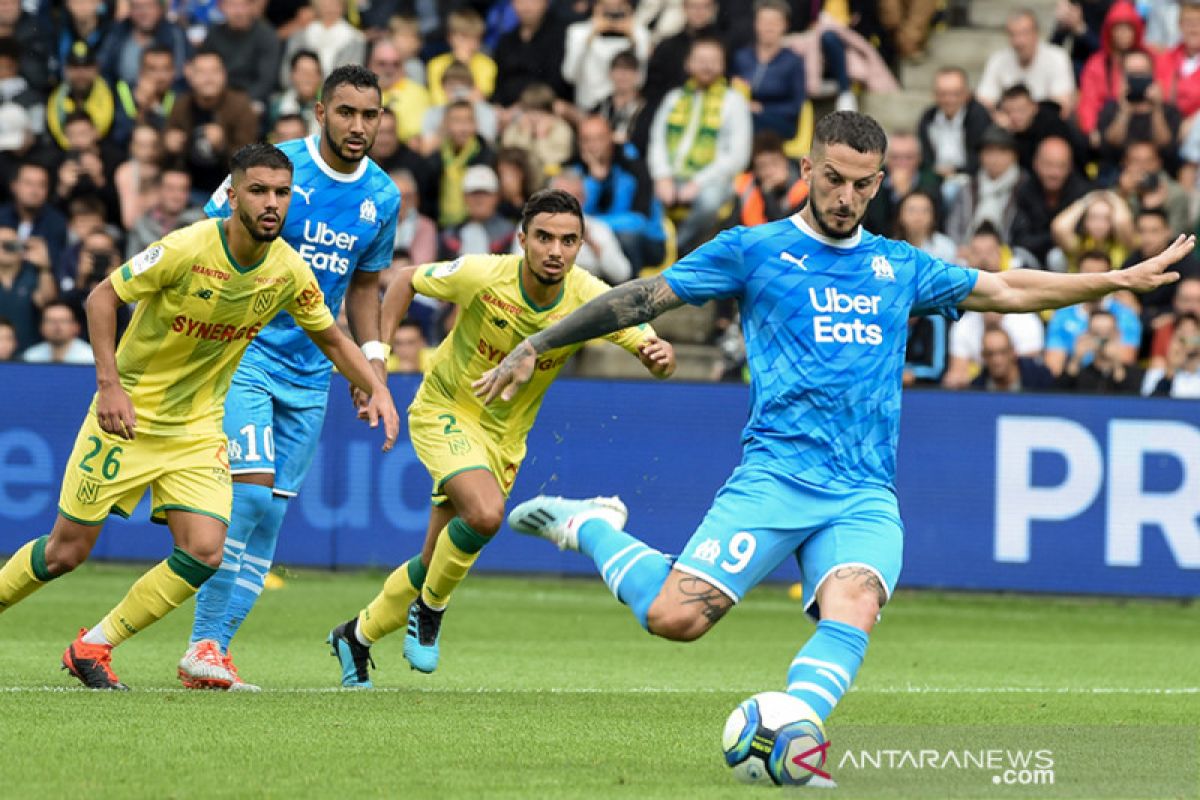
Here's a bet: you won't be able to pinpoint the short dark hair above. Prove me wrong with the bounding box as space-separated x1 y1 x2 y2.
999 83 1033 103
1078 249 1112 269
42 299 79 322
63 111 95 129
1136 207 1170 227
290 49 320 72
0 37 19 62
230 143 293 180
142 44 173 64
445 98 475 117
812 111 888 158
689 35 726 59
751 130 787 159
520 188 584 234
67 195 106 218
190 46 223 65
610 48 639 71
322 64 381 105
971 220 1002 241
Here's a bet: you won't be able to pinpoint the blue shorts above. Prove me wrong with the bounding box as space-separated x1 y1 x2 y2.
672 464 903 621
222 362 328 497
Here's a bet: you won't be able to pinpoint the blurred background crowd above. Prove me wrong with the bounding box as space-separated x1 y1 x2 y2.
1 0 1199 397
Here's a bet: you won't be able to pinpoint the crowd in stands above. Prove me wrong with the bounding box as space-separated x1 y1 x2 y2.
0 0 1198 398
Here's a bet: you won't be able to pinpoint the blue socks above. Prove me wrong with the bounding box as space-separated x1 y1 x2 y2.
220 494 288 650
579 519 671 631
786 619 869 721
191 482 273 645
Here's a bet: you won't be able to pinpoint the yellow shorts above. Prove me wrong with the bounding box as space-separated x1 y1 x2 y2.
408 401 524 505
58 413 233 526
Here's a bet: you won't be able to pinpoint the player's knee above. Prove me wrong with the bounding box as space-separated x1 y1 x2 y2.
185 543 225 570
818 580 884 631
43 539 90 575
459 506 503 537
646 604 712 642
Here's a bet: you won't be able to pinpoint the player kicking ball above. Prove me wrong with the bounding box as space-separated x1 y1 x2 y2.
327 189 675 687
0 144 399 690
179 65 401 691
478 112 1194 731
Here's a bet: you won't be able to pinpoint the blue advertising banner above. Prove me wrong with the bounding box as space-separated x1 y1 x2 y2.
0 365 1196 597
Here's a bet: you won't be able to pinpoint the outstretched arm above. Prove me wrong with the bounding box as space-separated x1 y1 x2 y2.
962 234 1195 314
473 275 684 403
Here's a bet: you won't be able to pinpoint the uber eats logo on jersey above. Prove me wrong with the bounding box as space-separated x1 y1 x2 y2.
809 287 884 345
299 220 359 274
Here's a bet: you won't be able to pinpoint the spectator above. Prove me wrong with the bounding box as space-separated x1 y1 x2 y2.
0 316 16 360
98 0 189 89
649 36 752 254
1154 0 1200 122
1144 0 1182 50
1114 139 1190 234
110 45 179 146
21 300 93 364
114 122 163 230
563 0 651 111
0 102 49 198
0 224 55 350
202 0 281 111
895 188 956 262
427 99 496 228
270 112 308 143
1146 277 1200 368
591 49 652 158
1095 49 1182 175
917 66 992 180
56 194 108 294
55 112 122 219
644 0 720 106
1058 308 1146 393
862 129 938 238
733 0 806 139
419 61 498 153
165 49 258 195
0 162 68 272
368 108 434 196
944 125 1023 247
1044 250 1141 375
427 9 497 104
1077 1 1145 137
387 319 429 374
388 168 437 271
1122 209 1200 339
1051 0 1108 79
1011 136 1091 268
977 8 1076 116
970 327 1055 392
879 0 939 63
1051 190 1136 272
733 131 808 227
1143 312 1200 396
784 8 895 107
371 39 429 147
386 15 426 87
0 38 46 125
125 165 203 256
995 83 1086 174
269 50 321 137
439 164 516 259
903 314 947 386
943 223 1045 388
500 82 574 179
492 0 569 108
544 167 634 284
280 0 365 87
0 0 51 94
635 0 687 43
47 0 113 81
496 146 537 222
47 40 115 149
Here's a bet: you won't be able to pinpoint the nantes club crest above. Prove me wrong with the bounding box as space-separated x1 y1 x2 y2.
253 290 277 315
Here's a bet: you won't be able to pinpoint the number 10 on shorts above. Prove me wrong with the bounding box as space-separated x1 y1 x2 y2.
229 423 275 463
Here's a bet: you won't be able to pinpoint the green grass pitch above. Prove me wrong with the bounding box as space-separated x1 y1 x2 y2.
0 565 1195 799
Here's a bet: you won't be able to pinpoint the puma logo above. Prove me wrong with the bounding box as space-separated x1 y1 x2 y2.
293 185 314 204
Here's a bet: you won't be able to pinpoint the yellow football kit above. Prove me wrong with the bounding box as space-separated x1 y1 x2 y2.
58 219 335 526
409 254 654 502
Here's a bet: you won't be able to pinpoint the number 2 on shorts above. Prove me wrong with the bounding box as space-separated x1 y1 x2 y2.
438 414 463 435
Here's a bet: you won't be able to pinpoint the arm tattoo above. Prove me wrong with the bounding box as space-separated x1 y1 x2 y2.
832 566 888 607
677 576 733 623
527 275 683 355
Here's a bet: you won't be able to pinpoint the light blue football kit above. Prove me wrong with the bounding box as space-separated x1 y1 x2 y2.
190 136 400 649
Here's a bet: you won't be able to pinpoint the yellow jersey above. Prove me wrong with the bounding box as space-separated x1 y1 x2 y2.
107 218 335 437
411 254 653 445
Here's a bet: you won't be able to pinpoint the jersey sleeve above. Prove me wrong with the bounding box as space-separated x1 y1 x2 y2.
411 254 498 305
110 237 189 303
356 184 399 274
910 246 979 319
662 227 749 305
285 260 335 332
204 175 233 219
575 269 656 354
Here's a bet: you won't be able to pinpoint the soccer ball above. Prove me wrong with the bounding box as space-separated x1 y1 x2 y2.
722 692 828 786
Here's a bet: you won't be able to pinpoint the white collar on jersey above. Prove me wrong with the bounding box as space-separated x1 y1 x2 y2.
790 210 862 249
305 135 370 183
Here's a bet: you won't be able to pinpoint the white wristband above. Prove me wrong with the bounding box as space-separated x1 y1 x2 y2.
361 340 390 362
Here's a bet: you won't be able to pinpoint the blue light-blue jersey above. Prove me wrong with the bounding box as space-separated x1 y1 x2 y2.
663 214 979 490
205 136 400 388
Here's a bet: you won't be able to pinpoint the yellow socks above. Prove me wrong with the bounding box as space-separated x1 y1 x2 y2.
97 547 216 646
358 556 426 643
0 536 53 613
421 519 490 610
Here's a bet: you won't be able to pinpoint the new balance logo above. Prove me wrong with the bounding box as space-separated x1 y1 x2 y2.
781 252 809 270
293 185 314 204
194 288 214 300
491 316 508 329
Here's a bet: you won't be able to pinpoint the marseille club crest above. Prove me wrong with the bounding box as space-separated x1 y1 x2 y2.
359 198 377 223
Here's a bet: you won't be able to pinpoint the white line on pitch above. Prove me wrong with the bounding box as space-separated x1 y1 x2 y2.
0 686 1195 695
